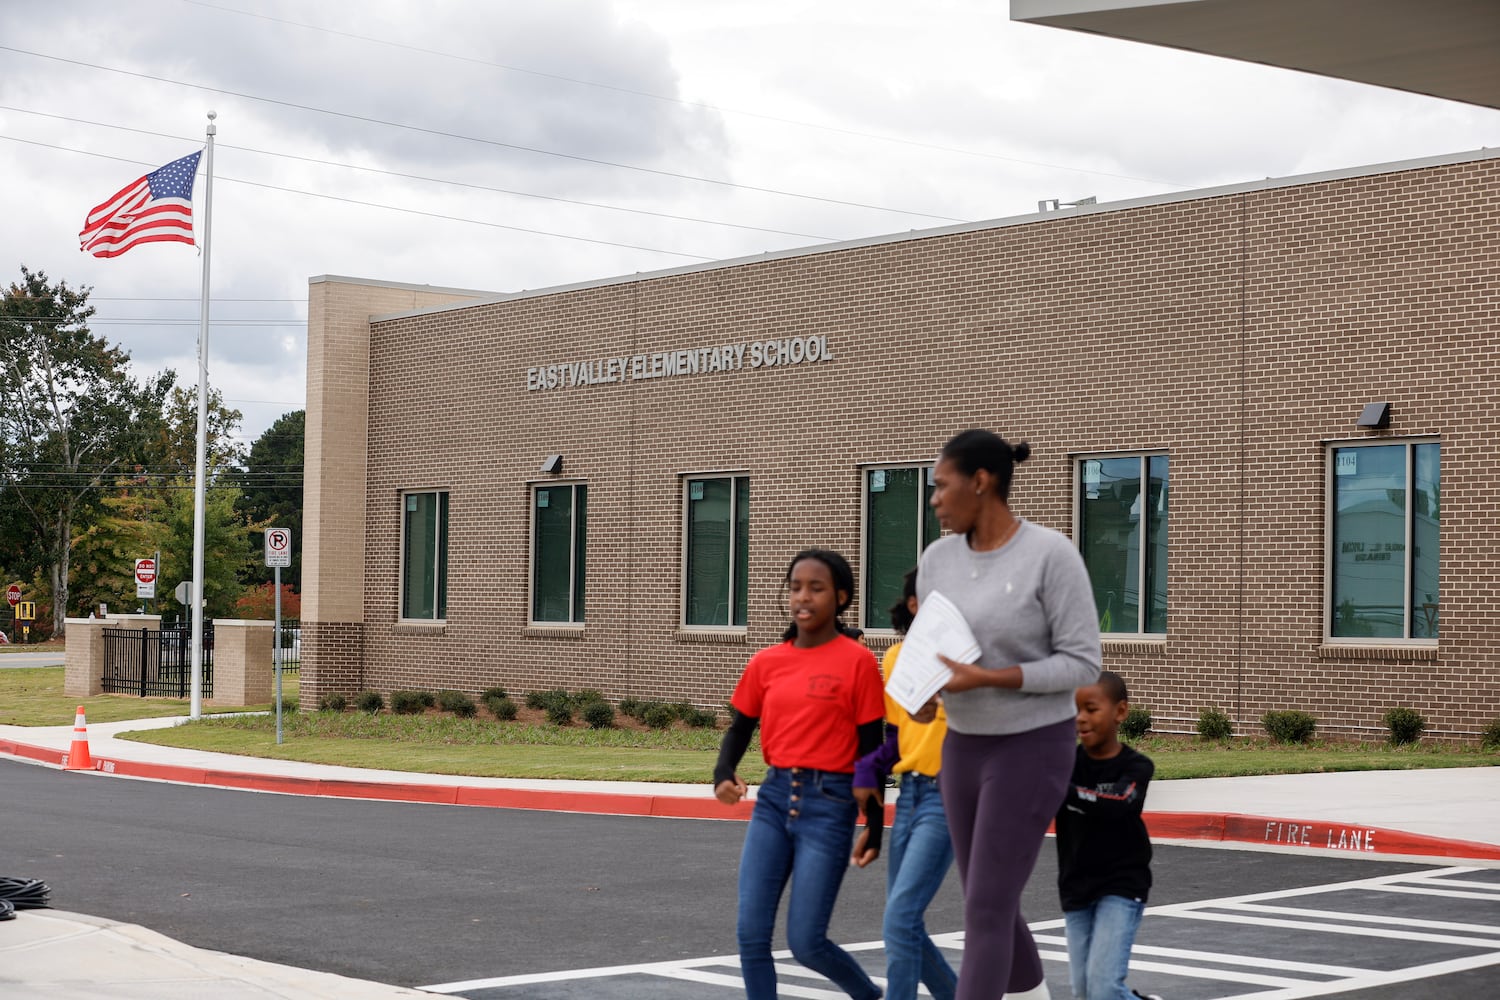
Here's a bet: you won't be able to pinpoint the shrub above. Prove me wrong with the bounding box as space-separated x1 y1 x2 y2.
438 689 478 718
418 690 437 709
571 688 608 709
631 700 667 723
391 690 428 715
526 688 570 712
480 686 508 702
1197 707 1233 741
1119 706 1152 741
1482 718 1500 751
545 702 574 726
581 701 616 729
681 707 718 729
1262 709 1317 744
355 690 384 714
1382 706 1426 746
667 701 696 721
618 697 644 720
642 703 676 730
486 695 518 721
276 693 298 714
317 692 348 713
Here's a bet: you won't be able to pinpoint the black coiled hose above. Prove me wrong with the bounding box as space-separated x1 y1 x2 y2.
0 877 51 919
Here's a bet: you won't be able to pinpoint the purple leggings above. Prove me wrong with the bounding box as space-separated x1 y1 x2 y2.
941 718 1075 999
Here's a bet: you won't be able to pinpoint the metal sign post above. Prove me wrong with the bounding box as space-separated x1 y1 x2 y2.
265 528 291 744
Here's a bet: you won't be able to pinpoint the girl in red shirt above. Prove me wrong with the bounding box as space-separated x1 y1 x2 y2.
715 548 886 1000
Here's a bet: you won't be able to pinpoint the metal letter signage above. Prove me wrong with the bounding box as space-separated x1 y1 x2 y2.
524 335 835 391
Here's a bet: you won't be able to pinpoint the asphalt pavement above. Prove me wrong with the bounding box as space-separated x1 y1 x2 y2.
1 713 1497 999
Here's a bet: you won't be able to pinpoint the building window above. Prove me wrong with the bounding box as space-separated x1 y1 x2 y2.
684 475 749 627
1077 455 1168 635
1330 441 1439 640
401 491 448 620
863 465 939 630
532 483 587 623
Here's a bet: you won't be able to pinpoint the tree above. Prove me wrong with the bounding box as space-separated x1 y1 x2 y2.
154 384 246 475
236 410 303 590
160 482 257 622
69 482 169 617
0 267 173 634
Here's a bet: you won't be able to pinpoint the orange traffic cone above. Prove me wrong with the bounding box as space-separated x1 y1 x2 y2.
63 705 94 771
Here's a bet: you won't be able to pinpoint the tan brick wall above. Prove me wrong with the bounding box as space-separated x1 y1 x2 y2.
317 156 1500 741
301 277 492 702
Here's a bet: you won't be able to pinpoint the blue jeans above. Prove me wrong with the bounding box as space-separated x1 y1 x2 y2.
1062 895 1145 1000
737 766 882 1000
883 773 957 1000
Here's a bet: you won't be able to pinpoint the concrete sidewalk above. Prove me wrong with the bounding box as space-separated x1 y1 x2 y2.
2 714 1498 999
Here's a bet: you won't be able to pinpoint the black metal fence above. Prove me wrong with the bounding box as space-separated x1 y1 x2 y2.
275 619 300 674
101 624 214 698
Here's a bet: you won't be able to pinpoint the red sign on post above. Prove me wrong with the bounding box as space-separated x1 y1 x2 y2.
5 584 19 607
135 558 157 599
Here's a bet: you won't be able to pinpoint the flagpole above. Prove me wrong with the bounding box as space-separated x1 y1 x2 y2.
189 111 216 720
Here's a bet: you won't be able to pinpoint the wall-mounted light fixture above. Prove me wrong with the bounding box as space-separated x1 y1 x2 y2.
539 454 563 474
1356 402 1391 429
1038 196 1097 212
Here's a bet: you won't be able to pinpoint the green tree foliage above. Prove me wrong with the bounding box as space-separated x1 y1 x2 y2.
161 482 256 622
235 409 303 590
0 267 173 633
154 385 246 475
69 485 170 617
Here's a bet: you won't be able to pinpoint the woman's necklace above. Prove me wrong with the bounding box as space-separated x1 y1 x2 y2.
967 517 1021 578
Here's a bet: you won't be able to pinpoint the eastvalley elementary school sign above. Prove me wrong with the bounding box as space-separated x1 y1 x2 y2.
525 334 834 391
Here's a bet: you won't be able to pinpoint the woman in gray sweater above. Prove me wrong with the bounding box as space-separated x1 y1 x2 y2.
920 429 1101 1000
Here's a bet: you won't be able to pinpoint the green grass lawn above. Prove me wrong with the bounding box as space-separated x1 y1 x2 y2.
0 666 295 726
10 666 1499 783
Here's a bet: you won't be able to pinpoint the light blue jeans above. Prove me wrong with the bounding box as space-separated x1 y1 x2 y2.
737 766 883 1000
1062 895 1146 1000
883 772 957 1000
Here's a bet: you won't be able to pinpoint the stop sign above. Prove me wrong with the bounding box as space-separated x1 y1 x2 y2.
5 584 19 607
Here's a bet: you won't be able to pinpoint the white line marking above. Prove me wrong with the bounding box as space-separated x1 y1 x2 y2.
1210 950 1500 1000
1401 876 1500 891
1146 865 1478 916
1037 950 1314 988
656 965 847 997
1360 883 1500 901
1032 934 1367 977
419 954 734 992
1220 901 1500 934
1156 909 1500 948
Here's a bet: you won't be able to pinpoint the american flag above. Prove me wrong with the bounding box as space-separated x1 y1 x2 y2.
79 150 202 258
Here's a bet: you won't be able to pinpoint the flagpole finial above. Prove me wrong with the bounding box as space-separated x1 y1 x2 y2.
206 110 216 138
207 110 217 120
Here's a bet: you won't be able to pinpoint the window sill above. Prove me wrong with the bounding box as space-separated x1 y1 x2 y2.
524 625 586 639
1102 637 1167 655
674 629 748 645
863 632 900 652
1318 643 1437 662
394 621 446 636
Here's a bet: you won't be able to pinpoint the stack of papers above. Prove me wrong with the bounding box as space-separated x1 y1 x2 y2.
885 590 981 715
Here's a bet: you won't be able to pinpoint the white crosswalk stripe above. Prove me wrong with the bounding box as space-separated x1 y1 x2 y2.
420 865 1500 998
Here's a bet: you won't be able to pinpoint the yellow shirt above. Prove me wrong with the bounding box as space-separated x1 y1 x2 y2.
882 642 948 777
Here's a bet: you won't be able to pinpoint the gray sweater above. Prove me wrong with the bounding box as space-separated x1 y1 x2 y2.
916 521 1101 735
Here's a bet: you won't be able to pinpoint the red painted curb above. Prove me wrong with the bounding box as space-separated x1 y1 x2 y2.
5 739 1498 861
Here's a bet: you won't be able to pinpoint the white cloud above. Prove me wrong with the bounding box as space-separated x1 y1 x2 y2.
3 0 1499 444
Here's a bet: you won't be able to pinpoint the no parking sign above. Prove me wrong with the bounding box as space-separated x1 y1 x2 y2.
265 528 292 568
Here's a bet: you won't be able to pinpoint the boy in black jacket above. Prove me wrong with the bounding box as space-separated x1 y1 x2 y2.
1055 671 1159 1000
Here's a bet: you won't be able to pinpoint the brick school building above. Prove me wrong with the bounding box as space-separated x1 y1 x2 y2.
299 148 1500 741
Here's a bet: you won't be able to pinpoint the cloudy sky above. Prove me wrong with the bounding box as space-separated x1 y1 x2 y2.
3 0 1499 446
